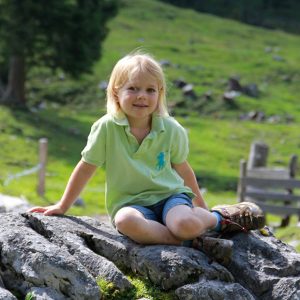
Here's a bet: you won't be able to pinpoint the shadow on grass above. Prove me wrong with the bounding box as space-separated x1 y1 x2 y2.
10 106 102 166
8 107 238 193
196 172 238 192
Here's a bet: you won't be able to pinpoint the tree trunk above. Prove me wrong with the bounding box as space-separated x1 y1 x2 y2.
0 80 5 98
1 55 26 106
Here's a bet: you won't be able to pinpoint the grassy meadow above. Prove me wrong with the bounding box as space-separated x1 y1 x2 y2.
1 0 300 251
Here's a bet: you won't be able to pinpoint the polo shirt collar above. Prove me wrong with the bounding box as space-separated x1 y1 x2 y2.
112 113 165 134
152 114 165 133
112 115 129 126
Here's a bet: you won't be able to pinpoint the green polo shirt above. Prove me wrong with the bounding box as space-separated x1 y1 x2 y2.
81 113 194 220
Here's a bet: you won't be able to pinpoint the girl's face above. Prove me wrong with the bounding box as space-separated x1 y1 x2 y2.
116 70 159 126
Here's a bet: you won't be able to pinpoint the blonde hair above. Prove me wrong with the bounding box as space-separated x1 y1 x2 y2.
106 51 169 118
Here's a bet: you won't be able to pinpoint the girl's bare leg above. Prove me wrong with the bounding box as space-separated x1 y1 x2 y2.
165 205 218 240
114 207 182 245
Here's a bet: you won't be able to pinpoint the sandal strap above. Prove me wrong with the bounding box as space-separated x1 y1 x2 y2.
220 218 248 233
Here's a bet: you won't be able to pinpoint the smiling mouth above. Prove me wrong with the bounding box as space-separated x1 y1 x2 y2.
133 104 148 108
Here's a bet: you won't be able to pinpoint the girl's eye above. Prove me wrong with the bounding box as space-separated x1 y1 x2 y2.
128 86 136 91
147 88 156 93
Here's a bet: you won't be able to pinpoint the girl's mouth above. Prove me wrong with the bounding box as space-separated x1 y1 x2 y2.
133 104 148 108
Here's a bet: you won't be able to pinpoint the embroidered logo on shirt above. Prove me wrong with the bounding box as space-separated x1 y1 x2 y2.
156 152 165 170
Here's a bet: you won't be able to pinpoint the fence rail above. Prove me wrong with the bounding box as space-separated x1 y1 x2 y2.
3 138 48 196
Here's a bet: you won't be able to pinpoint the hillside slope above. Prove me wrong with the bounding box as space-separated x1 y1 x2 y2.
0 0 299 224
95 0 300 121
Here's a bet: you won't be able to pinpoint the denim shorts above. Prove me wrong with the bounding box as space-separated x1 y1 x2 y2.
129 193 193 225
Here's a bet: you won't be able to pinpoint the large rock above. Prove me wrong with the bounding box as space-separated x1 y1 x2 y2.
0 213 299 299
0 287 17 300
175 278 255 300
227 231 300 300
0 214 100 300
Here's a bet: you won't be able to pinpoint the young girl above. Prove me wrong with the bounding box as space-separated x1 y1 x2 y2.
29 52 265 247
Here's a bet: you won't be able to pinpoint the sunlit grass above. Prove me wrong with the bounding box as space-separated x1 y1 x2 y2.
0 0 300 249
97 274 175 300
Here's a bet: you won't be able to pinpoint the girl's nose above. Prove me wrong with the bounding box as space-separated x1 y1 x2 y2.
137 91 146 99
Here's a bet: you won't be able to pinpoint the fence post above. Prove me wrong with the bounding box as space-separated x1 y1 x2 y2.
237 159 247 202
248 141 269 169
37 138 48 196
289 154 298 178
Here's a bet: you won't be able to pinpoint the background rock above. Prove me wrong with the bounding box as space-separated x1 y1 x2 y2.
0 194 31 213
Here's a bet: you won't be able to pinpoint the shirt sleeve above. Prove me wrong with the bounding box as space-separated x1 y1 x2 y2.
170 121 189 164
81 118 106 167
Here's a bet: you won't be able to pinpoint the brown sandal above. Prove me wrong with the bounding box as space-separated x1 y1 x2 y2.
211 201 266 233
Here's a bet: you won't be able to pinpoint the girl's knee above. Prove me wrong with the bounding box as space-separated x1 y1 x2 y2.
114 208 141 234
168 215 204 239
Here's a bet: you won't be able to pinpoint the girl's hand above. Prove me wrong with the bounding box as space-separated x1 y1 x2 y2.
27 160 97 217
28 204 66 216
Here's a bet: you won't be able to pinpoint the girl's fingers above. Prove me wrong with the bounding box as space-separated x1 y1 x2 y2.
28 205 64 216
28 207 48 213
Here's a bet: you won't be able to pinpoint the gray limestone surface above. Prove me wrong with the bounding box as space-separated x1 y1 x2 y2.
0 213 299 299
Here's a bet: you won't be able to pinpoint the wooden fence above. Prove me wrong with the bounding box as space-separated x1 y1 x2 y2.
237 142 298 227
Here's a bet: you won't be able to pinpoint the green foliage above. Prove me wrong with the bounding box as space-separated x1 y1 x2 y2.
0 0 119 75
97 275 175 300
25 292 34 300
0 0 119 107
97 277 126 299
159 0 300 34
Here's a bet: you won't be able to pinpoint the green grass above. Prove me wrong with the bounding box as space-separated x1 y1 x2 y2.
93 0 300 121
97 274 175 300
25 293 34 300
0 0 300 247
275 219 300 252
1 107 298 216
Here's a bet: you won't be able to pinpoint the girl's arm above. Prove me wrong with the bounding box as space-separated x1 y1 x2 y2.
28 160 97 215
172 160 208 210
